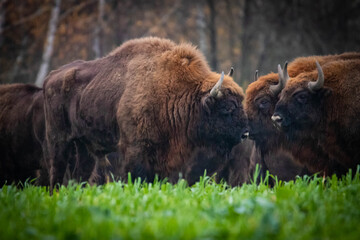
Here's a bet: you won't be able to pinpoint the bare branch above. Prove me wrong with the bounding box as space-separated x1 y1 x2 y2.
58 0 97 22
2 4 50 33
142 1 181 37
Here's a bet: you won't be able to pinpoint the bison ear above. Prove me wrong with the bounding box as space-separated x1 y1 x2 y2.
62 68 77 92
201 95 216 114
181 57 190 66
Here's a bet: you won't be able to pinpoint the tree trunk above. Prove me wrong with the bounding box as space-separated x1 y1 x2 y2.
225 0 236 78
196 0 207 56
93 0 105 59
35 0 61 87
239 0 251 84
10 37 28 83
0 0 7 48
207 0 217 71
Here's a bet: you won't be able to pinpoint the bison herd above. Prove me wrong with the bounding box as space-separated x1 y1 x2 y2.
1 37 359 190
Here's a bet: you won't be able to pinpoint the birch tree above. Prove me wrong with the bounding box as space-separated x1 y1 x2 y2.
35 0 61 87
92 0 105 59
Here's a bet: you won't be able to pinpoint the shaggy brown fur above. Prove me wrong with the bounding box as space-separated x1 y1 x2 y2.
244 52 360 176
274 59 360 173
43 37 248 189
0 84 47 185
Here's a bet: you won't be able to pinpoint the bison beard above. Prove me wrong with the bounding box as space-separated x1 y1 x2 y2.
273 59 360 175
43 37 248 190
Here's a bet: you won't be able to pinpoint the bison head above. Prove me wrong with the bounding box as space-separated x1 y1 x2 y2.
272 61 332 139
244 64 288 149
196 70 248 152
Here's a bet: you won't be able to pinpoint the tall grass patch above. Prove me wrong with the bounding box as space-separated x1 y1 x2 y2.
1 168 360 240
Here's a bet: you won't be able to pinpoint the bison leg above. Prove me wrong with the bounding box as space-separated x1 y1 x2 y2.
36 166 50 186
74 141 95 183
104 152 123 182
68 140 97 183
123 145 154 182
49 141 76 192
36 142 51 186
87 152 123 184
184 147 226 185
88 154 114 185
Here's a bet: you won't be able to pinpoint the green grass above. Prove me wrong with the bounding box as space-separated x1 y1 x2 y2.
1 168 360 240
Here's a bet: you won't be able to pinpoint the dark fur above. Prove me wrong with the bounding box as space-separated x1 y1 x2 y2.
43 37 247 189
274 59 360 174
0 84 48 185
183 139 253 186
184 139 307 186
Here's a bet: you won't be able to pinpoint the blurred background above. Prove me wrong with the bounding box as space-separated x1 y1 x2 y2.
1 0 359 88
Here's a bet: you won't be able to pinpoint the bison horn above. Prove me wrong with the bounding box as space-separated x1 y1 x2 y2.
279 62 290 86
228 67 234 77
283 62 290 83
210 71 224 98
270 62 288 96
254 70 259 82
269 64 283 95
308 61 324 91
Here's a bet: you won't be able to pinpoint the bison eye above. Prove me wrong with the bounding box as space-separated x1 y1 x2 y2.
220 108 233 115
218 101 237 116
256 98 270 110
259 99 270 109
295 92 309 104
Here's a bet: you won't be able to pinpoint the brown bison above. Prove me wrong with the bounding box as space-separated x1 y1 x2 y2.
272 59 360 174
244 52 360 176
43 37 248 189
0 84 47 185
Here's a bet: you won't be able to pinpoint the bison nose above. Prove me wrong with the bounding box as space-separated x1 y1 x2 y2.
271 114 283 127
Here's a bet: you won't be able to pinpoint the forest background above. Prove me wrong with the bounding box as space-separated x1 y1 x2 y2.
1 0 360 87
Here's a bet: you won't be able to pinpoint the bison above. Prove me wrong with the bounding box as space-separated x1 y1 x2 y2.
43 37 249 189
0 83 116 186
0 83 47 185
272 59 360 174
244 52 360 177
